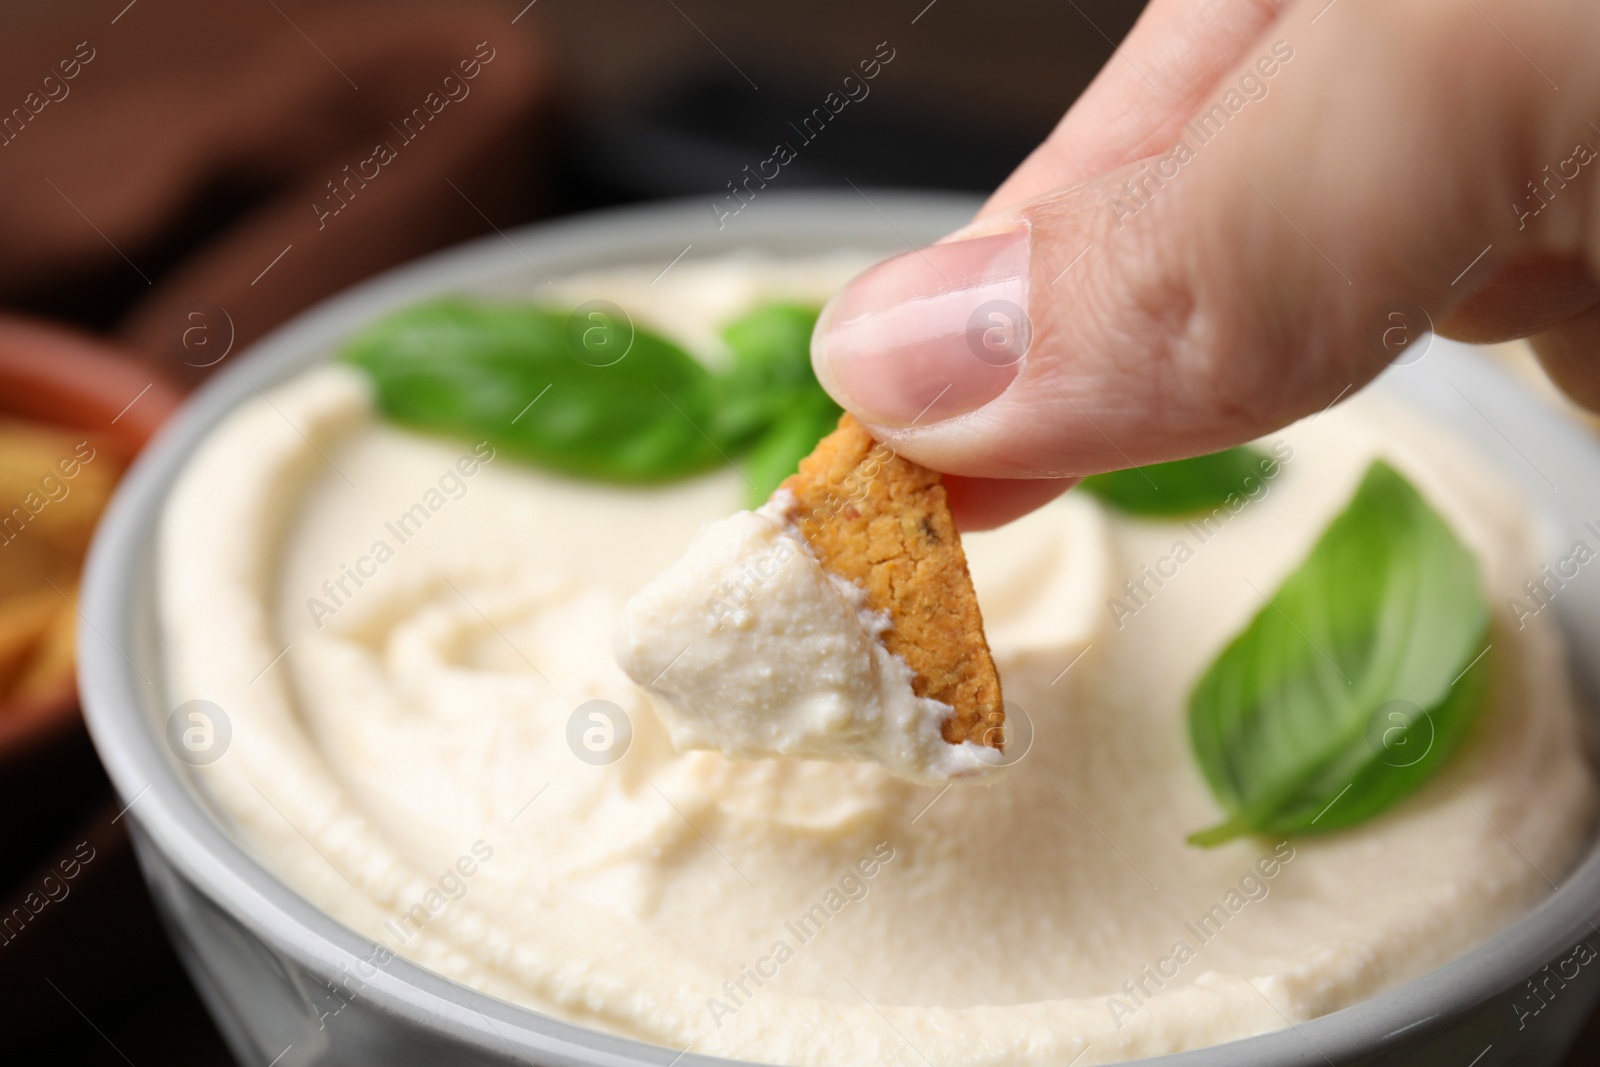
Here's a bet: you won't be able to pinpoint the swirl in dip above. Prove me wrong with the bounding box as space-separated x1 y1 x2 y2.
159 255 1597 1066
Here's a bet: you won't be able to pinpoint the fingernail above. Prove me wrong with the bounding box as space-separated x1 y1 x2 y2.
814 226 1031 427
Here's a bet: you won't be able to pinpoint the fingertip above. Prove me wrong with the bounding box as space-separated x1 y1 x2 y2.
809 230 1030 428
1530 303 1600 415
944 475 1077 532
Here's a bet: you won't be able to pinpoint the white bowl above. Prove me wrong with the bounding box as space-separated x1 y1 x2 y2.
80 191 1600 1067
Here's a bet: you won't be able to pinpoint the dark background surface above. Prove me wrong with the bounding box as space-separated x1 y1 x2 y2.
2 1 1597 1064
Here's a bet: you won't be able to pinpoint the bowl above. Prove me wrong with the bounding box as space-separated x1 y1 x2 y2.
79 192 1600 1067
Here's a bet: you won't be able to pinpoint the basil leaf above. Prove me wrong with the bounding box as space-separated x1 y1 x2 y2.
1187 460 1491 847
344 298 841 499
722 302 822 393
715 303 840 505
1080 446 1271 517
743 390 843 507
343 299 725 483
711 302 825 446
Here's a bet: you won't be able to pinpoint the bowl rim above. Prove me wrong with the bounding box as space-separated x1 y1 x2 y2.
78 190 1600 1067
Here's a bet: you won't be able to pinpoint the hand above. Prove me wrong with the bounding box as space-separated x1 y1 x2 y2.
810 0 1600 528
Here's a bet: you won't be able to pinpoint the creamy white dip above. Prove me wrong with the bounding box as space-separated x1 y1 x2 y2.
159 255 1597 1065
614 491 1004 784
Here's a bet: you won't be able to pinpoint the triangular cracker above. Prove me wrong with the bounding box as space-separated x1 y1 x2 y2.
777 414 1004 748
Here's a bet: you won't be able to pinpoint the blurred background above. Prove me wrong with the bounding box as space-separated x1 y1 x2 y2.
0 0 1592 1063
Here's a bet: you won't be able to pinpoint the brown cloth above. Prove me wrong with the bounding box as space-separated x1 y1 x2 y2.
0 2 554 1047
0 0 555 388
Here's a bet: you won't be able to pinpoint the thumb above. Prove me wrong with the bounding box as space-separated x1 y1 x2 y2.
812 0 1600 505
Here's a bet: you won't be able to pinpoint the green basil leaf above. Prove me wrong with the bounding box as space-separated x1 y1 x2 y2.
710 302 825 446
1080 446 1272 517
742 390 843 508
1187 460 1491 847
344 298 840 498
722 302 821 391
343 299 726 483
713 303 839 505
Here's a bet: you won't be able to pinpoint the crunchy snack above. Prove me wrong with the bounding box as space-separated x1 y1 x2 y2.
778 414 1004 747
0 418 121 706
